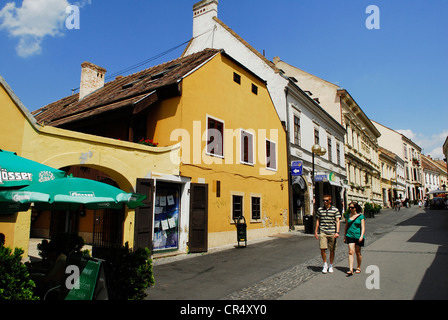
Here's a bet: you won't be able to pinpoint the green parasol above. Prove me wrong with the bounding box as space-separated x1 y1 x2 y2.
0 149 66 188
0 176 146 211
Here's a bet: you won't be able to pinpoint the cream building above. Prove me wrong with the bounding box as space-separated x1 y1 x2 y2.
378 147 407 207
372 121 423 202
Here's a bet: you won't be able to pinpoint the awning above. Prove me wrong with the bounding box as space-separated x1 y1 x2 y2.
427 189 448 195
292 176 307 190
329 180 342 187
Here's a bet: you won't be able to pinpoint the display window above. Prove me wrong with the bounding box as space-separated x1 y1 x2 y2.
153 183 180 251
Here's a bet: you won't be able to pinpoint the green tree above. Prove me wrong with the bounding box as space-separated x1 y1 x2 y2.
103 243 155 300
0 246 39 300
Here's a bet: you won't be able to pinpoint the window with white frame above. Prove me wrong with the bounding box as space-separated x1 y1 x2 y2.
251 195 261 221
240 129 254 165
206 116 224 157
314 128 320 145
294 115 301 146
266 139 277 170
336 141 341 166
231 193 244 220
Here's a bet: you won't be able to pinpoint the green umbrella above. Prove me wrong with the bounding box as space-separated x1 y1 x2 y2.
0 149 66 188
0 176 146 210
0 189 49 213
0 201 31 213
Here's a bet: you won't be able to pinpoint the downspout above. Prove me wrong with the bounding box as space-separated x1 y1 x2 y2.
285 87 294 231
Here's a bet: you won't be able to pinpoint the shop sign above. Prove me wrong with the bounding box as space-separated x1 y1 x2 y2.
291 161 303 176
314 174 328 182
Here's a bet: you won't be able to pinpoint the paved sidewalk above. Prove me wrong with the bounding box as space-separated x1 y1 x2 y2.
279 209 448 300
146 207 431 300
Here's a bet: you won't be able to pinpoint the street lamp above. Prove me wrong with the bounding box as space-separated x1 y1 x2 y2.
311 144 326 218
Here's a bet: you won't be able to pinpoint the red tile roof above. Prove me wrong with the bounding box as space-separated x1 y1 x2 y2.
33 49 221 126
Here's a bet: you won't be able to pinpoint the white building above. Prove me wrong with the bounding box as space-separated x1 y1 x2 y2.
183 0 347 225
395 155 407 200
421 154 447 197
274 58 382 206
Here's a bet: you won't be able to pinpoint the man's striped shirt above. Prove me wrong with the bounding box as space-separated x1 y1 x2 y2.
316 206 341 234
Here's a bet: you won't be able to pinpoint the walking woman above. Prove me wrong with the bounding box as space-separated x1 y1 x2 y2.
343 202 365 276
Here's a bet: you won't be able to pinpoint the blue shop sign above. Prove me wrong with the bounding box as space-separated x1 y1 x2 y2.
291 161 303 176
314 174 328 182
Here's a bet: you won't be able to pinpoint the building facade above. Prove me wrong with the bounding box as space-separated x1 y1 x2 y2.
421 154 448 196
184 0 346 224
444 137 448 172
378 147 407 207
32 49 290 253
373 121 423 202
0 74 180 257
274 58 381 206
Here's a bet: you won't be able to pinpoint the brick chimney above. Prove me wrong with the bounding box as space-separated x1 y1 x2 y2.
192 0 218 39
79 61 107 100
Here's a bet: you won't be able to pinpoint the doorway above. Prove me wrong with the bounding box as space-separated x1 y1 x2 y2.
189 183 208 253
153 182 181 252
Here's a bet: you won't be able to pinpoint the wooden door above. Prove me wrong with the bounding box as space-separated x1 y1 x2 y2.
189 183 208 253
134 179 154 250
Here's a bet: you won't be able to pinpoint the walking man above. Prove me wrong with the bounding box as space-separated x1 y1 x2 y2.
314 194 341 273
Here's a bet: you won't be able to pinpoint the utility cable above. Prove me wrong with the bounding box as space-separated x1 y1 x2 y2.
71 27 216 93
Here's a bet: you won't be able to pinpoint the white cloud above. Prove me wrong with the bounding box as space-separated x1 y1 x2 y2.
0 0 90 57
396 129 416 141
396 128 448 159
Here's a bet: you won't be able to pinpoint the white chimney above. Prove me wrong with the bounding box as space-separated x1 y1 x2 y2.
79 61 107 100
192 0 218 39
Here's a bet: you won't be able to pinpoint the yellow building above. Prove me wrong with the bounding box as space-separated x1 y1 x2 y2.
0 74 180 257
379 147 398 208
33 49 290 254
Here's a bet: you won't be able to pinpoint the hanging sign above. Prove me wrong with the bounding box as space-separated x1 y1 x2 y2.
291 161 303 176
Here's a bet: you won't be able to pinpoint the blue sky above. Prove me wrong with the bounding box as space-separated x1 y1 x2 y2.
1 0 447 158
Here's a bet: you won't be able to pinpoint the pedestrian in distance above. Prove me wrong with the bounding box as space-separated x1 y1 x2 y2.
343 202 365 276
394 198 401 211
314 194 341 274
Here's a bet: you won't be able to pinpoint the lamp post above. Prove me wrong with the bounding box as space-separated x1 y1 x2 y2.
311 144 327 220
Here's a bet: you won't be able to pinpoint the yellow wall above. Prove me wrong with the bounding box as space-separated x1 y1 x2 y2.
151 53 289 247
0 82 25 153
0 76 180 256
1 78 30 252
1 51 289 254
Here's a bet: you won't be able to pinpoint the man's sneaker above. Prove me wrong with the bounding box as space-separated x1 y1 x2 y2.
328 264 334 273
322 263 328 274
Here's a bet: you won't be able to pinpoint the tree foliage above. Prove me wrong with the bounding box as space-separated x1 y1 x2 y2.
0 246 39 300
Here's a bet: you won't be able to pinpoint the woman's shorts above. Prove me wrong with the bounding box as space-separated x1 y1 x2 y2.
346 236 365 247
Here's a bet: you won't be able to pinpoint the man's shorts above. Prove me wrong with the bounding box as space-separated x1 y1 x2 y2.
319 233 337 251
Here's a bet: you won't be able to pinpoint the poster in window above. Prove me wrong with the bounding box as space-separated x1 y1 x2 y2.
153 184 180 251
